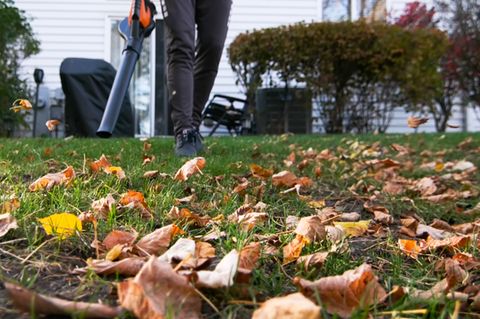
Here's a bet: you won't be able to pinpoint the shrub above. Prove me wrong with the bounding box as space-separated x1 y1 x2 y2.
228 21 447 133
0 0 40 136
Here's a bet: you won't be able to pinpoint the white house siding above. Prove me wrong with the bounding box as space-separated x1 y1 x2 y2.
13 0 478 134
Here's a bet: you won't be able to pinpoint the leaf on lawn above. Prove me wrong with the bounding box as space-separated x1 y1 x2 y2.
104 166 126 180
29 166 75 191
426 235 470 251
294 263 387 318
0 197 20 214
134 224 184 256
174 157 206 181
158 238 196 263
38 212 82 240
408 116 429 128
232 178 250 194
237 242 261 282
186 241 216 269
398 239 425 258
75 257 146 277
102 230 138 251
119 191 152 219
295 216 326 243
118 257 202 319
272 171 299 187
252 293 321 319
5 282 122 318
415 177 438 197
0 213 18 237
283 234 309 264
194 249 239 288
91 194 116 219
332 220 371 237
297 251 329 270
105 244 126 261
237 212 268 231
90 154 111 172
250 163 274 179
167 206 210 227
10 99 32 112
46 119 61 131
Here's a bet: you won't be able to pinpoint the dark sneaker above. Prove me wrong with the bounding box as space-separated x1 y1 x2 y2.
175 129 197 157
194 129 204 153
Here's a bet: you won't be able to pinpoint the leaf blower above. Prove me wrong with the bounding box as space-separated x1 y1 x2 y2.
97 0 156 138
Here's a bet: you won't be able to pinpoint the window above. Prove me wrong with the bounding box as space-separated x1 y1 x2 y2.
322 0 387 22
110 18 154 137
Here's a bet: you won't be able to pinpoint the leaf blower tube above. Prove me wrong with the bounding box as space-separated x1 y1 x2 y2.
97 0 156 138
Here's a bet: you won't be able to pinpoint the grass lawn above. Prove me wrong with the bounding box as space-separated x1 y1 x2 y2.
0 132 479 318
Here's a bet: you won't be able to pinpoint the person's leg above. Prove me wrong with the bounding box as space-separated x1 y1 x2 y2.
191 0 232 130
161 0 196 136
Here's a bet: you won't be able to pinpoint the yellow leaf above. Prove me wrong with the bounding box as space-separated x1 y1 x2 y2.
434 162 445 172
333 220 371 237
38 213 82 239
106 244 124 261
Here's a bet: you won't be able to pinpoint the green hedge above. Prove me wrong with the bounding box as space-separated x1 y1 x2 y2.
228 21 448 133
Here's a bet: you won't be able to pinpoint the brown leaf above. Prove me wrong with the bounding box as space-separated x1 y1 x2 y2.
118 257 202 319
5 282 122 318
75 258 146 276
0 213 18 237
407 116 429 128
46 119 61 131
167 206 210 227
135 224 183 256
237 212 268 231
283 234 309 264
91 194 116 219
232 178 250 194
174 157 206 181
294 263 387 318
426 235 470 251
250 163 274 179
0 197 20 214
90 154 111 172
194 249 239 288
272 171 299 187
297 251 329 270
29 166 75 191
102 230 138 251
252 293 321 319
238 242 261 273
295 216 326 243
415 177 438 197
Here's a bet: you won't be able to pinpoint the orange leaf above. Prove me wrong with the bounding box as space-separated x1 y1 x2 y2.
272 170 299 187
408 116 429 128
174 157 206 181
0 197 20 214
252 293 321 319
118 257 202 319
45 119 61 131
102 230 138 251
283 234 309 264
238 242 261 274
134 224 183 256
90 154 111 172
104 166 126 179
398 239 424 258
250 163 274 179
294 263 387 318
10 99 32 112
167 206 210 227
29 166 75 192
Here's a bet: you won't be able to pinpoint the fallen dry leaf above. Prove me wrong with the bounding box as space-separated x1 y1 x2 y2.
38 212 82 240
194 249 239 288
10 99 32 112
408 116 429 128
294 263 387 318
135 224 183 256
46 119 61 131
0 213 18 237
297 251 329 270
158 238 196 263
174 157 206 181
91 194 116 219
333 220 371 237
283 234 309 264
76 257 146 276
90 154 111 172
118 257 201 319
0 197 20 214
238 242 261 281
5 282 122 318
104 166 126 179
102 230 138 251
272 171 299 187
167 206 210 227
294 216 326 243
29 166 75 192
250 163 274 179
398 238 425 258
252 293 321 319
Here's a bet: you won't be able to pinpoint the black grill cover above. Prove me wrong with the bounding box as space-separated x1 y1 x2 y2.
60 58 134 137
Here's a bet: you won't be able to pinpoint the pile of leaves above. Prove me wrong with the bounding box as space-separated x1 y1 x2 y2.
1 132 480 318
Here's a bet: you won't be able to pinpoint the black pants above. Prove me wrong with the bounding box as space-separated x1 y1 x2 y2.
160 0 232 136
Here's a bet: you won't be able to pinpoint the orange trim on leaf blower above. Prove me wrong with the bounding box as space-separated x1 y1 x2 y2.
129 0 152 29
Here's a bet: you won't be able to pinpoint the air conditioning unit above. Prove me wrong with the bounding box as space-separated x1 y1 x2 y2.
255 87 312 134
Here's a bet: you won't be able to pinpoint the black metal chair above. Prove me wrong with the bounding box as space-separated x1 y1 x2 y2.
201 94 249 136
